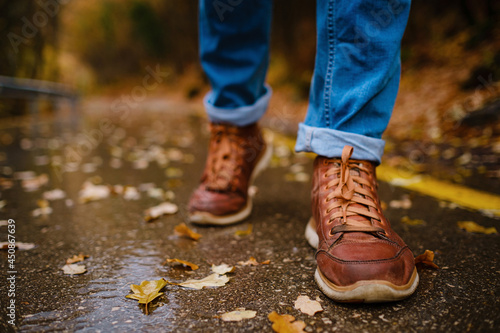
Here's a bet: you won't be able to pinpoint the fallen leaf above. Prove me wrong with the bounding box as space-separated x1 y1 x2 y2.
43 189 66 201
389 195 412 209
62 264 87 275
401 216 425 226
235 224 253 237
221 309 257 322
268 311 306 333
14 170 36 180
126 279 168 315
166 148 184 161
66 253 90 264
177 273 229 290
32 206 53 217
211 264 235 275
174 223 201 240
163 258 199 270
147 187 165 200
0 220 8 226
414 250 439 269
285 172 310 183
123 186 140 200
294 295 323 316
0 242 35 250
237 256 270 266
79 182 110 203
144 202 178 222
1 178 14 190
21 173 49 192
32 199 53 217
457 221 498 235
165 167 183 178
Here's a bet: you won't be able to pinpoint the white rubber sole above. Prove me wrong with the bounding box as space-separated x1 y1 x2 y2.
305 217 319 249
189 142 272 225
315 267 419 303
306 216 419 303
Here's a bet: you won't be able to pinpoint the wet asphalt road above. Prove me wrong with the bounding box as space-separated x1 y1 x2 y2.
0 105 499 332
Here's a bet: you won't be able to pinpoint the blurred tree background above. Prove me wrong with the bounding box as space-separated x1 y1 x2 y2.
1 0 499 189
1 0 497 87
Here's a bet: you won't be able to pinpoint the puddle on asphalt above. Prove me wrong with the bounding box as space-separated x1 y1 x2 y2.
20 242 180 331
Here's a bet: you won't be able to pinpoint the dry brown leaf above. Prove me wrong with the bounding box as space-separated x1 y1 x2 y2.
162 258 199 270
414 250 439 269
220 309 257 322
211 264 235 275
457 221 498 235
294 295 323 316
174 223 202 240
62 264 87 275
176 273 229 290
235 224 253 236
237 256 270 266
268 311 306 333
144 202 178 222
66 253 90 264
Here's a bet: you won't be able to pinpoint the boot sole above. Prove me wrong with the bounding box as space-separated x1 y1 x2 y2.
305 217 419 303
189 142 272 225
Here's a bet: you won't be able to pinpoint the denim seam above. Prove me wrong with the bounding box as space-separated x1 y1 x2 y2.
323 0 335 128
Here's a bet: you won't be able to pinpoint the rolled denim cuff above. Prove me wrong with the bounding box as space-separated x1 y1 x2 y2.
204 85 272 126
295 123 385 164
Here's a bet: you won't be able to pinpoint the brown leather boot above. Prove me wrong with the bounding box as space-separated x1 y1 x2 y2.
188 122 271 225
305 145 418 303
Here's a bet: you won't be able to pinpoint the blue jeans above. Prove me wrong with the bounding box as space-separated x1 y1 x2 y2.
199 0 411 163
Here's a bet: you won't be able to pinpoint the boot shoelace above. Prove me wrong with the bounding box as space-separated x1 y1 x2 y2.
205 125 244 192
324 146 385 235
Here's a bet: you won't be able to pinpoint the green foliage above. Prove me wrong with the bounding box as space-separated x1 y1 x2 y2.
0 0 59 79
129 1 165 58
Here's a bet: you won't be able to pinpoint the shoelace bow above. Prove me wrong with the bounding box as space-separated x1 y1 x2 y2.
324 146 385 235
205 125 244 191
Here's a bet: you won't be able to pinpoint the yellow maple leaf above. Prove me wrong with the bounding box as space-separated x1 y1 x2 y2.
126 279 168 315
162 258 199 270
457 221 498 235
268 311 306 333
174 223 202 240
414 250 439 269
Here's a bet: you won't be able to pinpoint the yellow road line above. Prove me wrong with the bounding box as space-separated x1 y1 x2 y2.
268 130 500 217
376 165 500 217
